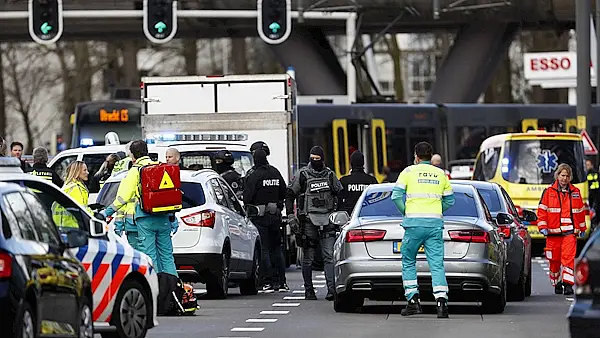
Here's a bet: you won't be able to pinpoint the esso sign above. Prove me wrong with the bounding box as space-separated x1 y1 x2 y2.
530 56 571 71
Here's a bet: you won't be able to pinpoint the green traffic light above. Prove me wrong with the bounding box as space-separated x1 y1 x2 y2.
154 21 167 33
40 22 52 34
269 22 281 33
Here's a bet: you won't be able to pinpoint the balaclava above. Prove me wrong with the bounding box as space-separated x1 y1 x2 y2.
253 149 268 166
309 146 325 170
350 150 364 170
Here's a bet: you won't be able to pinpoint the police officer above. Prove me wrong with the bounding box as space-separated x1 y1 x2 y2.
27 147 63 187
285 146 343 301
391 142 455 318
243 148 289 292
214 150 243 198
339 150 378 214
586 159 599 230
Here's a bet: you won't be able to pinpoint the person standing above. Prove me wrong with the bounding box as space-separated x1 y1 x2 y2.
285 146 343 301
586 159 599 230
339 150 378 214
243 149 289 292
214 150 243 198
537 163 587 295
27 147 63 187
111 141 133 175
432 154 451 179
391 142 455 318
10 141 30 171
93 153 121 191
52 161 91 228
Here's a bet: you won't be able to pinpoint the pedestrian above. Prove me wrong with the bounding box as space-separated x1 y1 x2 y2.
339 150 378 215
391 142 455 318
537 163 587 295
285 146 343 301
586 159 599 231
93 153 121 191
10 141 30 171
214 150 243 198
52 161 91 228
165 147 181 165
382 166 398 183
432 154 451 179
101 140 178 279
27 147 63 187
0 136 6 156
243 148 289 292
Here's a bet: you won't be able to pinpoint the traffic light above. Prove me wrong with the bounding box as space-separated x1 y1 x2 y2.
143 0 178 44
28 0 63 45
257 0 292 45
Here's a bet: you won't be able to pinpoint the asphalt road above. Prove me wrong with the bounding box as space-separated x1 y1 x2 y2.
108 256 573 338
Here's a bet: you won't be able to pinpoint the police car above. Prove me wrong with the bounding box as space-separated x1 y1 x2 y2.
0 158 159 338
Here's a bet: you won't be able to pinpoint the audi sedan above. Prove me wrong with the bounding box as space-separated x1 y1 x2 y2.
332 183 508 314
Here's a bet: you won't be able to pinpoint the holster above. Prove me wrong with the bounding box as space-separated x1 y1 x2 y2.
257 203 280 216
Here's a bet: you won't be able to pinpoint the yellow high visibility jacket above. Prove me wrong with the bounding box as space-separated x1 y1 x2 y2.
52 180 91 228
111 157 132 176
104 156 156 219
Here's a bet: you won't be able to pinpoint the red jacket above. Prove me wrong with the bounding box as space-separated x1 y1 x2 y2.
537 181 587 235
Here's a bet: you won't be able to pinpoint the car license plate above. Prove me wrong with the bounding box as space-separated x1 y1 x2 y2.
392 241 425 253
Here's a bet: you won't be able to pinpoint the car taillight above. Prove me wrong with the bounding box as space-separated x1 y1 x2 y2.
498 225 511 239
0 252 12 278
448 230 489 243
346 229 386 242
575 257 589 286
181 210 216 228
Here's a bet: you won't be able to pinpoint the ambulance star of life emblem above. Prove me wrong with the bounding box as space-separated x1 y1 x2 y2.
537 150 558 174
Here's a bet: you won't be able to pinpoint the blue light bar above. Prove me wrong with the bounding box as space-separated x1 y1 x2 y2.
80 138 94 147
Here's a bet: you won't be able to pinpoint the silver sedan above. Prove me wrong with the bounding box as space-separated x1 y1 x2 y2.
331 183 508 314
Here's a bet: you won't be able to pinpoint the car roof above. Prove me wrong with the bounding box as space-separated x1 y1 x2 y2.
451 180 500 190
365 182 478 194
0 181 26 194
105 168 219 183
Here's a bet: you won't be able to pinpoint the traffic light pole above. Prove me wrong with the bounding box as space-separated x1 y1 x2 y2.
577 0 592 133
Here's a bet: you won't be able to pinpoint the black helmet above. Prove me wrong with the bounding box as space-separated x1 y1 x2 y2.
214 150 234 165
250 141 270 156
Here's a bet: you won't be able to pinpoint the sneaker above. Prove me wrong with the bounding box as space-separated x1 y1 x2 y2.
305 288 317 300
262 284 274 293
277 284 290 292
563 284 574 295
401 295 422 316
554 281 563 295
436 298 449 318
325 290 335 301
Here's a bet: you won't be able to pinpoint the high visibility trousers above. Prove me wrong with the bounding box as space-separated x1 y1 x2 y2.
401 227 449 300
545 234 577 286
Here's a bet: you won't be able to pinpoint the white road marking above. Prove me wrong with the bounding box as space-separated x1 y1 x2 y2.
260 310 290 315
219 337 251 338
314 285 325 288
283 296 306 300
246 318 278 323
313 280 326 284
546 272 550 275
315 275 325 279
231 328 265 332
543 267 550 271
566 297 574 301
293 290 305 294
194 289 206 294
272 303 301 307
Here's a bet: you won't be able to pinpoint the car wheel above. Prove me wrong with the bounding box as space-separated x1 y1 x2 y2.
103 280 150 338
77 296 94 338
333 291 364 313
507 264 526 302
525 260 532 297
482 272 507 314
207 250 230 299
239 246 260 296
14 301 35 338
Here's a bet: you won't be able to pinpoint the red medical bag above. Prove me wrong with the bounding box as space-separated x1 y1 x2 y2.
139 163 183 214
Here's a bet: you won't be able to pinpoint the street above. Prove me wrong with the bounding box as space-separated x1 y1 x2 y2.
123 256 573 338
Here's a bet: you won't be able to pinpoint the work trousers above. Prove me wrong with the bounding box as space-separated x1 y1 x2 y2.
254 213 287 287
302 222 335 293
137 217 178 277
401 227 449 300
545 234 577 286
127 231 139 251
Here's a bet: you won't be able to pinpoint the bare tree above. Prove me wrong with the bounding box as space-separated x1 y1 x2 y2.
0 44 6 137
2 43 59 152
384 34 405 102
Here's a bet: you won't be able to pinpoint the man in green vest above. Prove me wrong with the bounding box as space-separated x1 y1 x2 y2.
391 142 455 319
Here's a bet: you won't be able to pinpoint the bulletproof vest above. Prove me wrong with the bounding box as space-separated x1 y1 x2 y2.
347 184 369 192
303 171 335 225
29 169 53 182
222 170 243 198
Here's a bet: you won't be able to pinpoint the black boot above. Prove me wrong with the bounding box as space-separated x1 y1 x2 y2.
325 289 335 301
305 288 317 300
563 284 574 295
436 298 449 318
401 295 422 316
554 281 563 295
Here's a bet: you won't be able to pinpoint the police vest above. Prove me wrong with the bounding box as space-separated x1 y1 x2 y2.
221 170 243 198
29 169 53 182
302 170 335 225
398 164 452 219
588 172 599 190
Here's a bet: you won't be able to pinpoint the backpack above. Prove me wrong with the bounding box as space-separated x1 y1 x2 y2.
138 163 183 214
157 273 198 316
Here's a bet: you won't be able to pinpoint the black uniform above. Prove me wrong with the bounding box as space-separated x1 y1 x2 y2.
243 149 287 290
214 150 243 198
340 151 378 214
587 168 600 229
27 163 63 187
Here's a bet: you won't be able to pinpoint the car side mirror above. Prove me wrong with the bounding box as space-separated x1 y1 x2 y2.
521 209 537 222
89 218 108 237
244 205 260 217
495 212 514 225
65 228 89 248
329 211 350 226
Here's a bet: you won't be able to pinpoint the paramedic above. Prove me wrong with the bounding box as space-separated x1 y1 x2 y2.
285 146 343 301
391 142 455 318
101 140 178 277
339 150 378 214
214 150 243 198
166 148 181 166
243 148 288 292
111 141 133 175
52 161 91 229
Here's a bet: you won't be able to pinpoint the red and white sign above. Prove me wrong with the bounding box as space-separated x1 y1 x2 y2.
523 52 593 81
581 130 598 155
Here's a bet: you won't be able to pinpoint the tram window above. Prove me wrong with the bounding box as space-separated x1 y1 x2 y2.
473 147 500 181
455 126 486 160
409 128 436 164
386 128 406 173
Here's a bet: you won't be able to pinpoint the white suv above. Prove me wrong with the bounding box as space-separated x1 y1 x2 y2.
98 169 261 299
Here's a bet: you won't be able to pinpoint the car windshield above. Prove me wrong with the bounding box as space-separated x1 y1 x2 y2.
180 151 253 176
96 181 206 209
502 139 586 184
476 188 502 213
358 190 479 218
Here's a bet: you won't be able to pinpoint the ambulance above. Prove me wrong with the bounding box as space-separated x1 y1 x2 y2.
473 130 591 247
